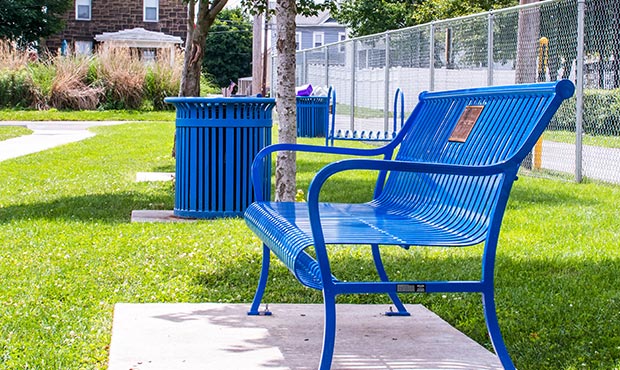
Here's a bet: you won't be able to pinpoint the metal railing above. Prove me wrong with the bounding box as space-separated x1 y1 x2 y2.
271 0 620 184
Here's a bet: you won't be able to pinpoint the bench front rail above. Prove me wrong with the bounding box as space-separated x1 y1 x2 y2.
244 80 575 370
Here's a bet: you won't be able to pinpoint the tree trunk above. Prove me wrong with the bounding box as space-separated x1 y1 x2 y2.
274 0 297 202
252 13 263 95
179 0 229 97
174 0 228 157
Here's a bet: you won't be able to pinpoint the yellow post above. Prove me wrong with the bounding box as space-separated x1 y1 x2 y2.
534 138 543 169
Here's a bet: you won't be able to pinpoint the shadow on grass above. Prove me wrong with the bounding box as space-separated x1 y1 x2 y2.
0 191 173 224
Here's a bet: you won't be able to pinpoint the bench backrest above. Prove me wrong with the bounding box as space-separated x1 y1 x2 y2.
376 81 574 245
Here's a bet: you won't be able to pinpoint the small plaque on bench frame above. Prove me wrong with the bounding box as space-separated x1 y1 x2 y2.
449 105 484 143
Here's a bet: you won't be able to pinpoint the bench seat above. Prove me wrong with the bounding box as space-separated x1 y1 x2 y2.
245 197 491 289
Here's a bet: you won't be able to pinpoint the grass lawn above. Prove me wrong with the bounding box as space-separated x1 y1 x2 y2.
0 109 175 122
0 122 619 369
0 126 32 141
544 130 620 149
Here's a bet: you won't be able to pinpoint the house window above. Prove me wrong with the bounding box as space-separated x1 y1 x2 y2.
338 32 346 52
295 32 302 51
75 0 91 20
142 49 156 63
74 40 93 55
313 32 324 48
144 0 159 22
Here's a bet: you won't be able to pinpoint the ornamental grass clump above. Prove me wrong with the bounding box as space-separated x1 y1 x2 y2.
0 40 30 71
96 46 146 110
48 55 102 110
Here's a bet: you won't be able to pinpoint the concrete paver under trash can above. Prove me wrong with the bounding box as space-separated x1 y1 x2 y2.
164 97 275 219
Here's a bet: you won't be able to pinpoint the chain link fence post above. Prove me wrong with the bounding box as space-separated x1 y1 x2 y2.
488 12 495 86
429 22 436 91
350 40 356 131
575 0 585 183
324 47 329 88
384 32 391 132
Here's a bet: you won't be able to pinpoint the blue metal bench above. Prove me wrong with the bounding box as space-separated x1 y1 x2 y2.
326 88 405 146
245 80 575 370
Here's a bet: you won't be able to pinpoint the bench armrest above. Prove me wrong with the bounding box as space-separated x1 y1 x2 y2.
251 143 393 201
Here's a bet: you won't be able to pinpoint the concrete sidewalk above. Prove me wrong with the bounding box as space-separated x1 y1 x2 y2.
0 121 125 162
108 303 503 370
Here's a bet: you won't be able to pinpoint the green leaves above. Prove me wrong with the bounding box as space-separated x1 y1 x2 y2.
0 0 71 45
333 0 417 37
203 8 253 88
332 0 519 37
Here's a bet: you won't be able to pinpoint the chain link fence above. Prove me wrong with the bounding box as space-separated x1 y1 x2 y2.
272 0 620 184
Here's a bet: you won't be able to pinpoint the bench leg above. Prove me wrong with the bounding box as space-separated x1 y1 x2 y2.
482 290 516 370
371 244 410 316
318 290 337 370
248 244 272 316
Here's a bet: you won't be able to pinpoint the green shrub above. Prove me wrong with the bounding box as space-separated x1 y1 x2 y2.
86 58 100 86
0 70 33 108
27 62 56 109
144 52 182 110
550 89 620 136
0 43 188 111
200 74 221 96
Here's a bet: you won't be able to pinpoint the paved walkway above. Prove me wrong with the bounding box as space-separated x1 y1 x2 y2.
108 303 503 370
0 121 126 162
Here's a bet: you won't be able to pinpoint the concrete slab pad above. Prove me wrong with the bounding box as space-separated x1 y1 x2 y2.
131 210 196 223
136 172 175 182
108 303 503 370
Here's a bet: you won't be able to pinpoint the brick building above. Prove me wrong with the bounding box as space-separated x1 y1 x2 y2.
46 0 187 54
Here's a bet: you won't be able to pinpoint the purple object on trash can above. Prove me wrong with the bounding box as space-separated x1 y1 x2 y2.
296 84 313 96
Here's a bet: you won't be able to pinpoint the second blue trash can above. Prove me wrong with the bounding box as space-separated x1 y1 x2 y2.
296 87 334 138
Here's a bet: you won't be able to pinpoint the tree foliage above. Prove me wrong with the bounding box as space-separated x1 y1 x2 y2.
202 8 253 88
333 0 517 37
0 0 71 45
412 0 517 25
332 0 416 38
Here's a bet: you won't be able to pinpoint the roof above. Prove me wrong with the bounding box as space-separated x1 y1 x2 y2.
293 10 345 28
94 28 183 48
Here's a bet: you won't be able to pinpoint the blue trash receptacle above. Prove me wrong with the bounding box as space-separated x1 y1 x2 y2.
164 97 275 219
296 87 334 138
